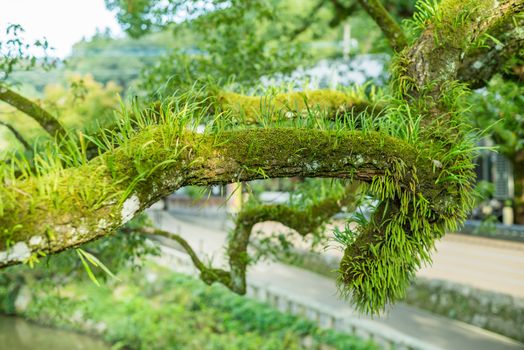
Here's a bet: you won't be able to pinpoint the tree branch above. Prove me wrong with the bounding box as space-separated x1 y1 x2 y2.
328 0 359 28
356 0 407 52
403 0 524 92
0 120 31 150
140 227 233 288
288 0 329 40
0 84 66 138
0 127 434 268
215 89 385 123
140 184 360 295
457 22 524 88
225 184 360 293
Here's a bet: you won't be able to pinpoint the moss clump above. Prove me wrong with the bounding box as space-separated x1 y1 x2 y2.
215 90 373 123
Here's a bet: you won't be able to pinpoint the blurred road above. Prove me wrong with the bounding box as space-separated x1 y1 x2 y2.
417 234 524 299
254 219 524 299
149 210 524 350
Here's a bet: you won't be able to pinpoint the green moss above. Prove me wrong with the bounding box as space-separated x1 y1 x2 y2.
216 90 372 123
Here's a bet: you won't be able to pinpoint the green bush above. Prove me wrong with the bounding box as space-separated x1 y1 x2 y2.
0 264 377 350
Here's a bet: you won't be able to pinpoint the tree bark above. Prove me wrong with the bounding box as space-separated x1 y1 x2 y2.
0 127 433 268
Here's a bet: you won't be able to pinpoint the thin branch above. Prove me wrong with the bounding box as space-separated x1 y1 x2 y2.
140 226 233 288
356 0 407 52
0 120 31 149
288 0 329 40
0 84 66 138
328 0 359 27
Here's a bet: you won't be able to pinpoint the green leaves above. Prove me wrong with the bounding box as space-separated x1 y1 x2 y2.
76 248 119 286
0 24 58 82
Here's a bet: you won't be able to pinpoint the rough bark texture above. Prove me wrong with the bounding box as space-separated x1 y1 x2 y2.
457 21 524 88
0 128 430 267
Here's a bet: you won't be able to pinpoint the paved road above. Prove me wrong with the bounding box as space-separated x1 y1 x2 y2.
417 234 524 298
149 210 524 350
267 220 524 298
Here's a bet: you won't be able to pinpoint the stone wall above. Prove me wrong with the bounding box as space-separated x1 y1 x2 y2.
281 249 524 342
405 278 524 342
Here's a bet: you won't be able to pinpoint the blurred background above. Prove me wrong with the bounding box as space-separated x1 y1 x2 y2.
0 0 523 349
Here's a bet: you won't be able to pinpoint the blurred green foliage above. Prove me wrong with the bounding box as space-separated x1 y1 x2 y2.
0 264 377 350
0 24 57 82
0 74 121 154
467 75 524 158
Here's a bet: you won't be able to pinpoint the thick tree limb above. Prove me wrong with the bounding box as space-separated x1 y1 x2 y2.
0 127 434 268
333 0 524 312
1 0 522 314
0 84 66 138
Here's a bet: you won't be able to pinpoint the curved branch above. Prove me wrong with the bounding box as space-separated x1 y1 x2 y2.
140 227 233 288
0 120 31 149
225 184 360 294
0 84 66 138
141 184 359 295
356 0 407 52
0 127 434 269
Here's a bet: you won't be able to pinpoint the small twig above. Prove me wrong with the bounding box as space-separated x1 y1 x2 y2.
0 120 31 149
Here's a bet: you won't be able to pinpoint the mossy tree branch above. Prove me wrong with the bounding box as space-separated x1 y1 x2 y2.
0 84 66 138
140 184 360 295
334 0 524 313
214 89 385 123
356 0 408 51
457 21 524 88
403 0 524 93
225 184 360 294
0 127 435 268
1 0 522 315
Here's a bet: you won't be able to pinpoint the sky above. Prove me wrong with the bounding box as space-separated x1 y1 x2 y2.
0 0 123 58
